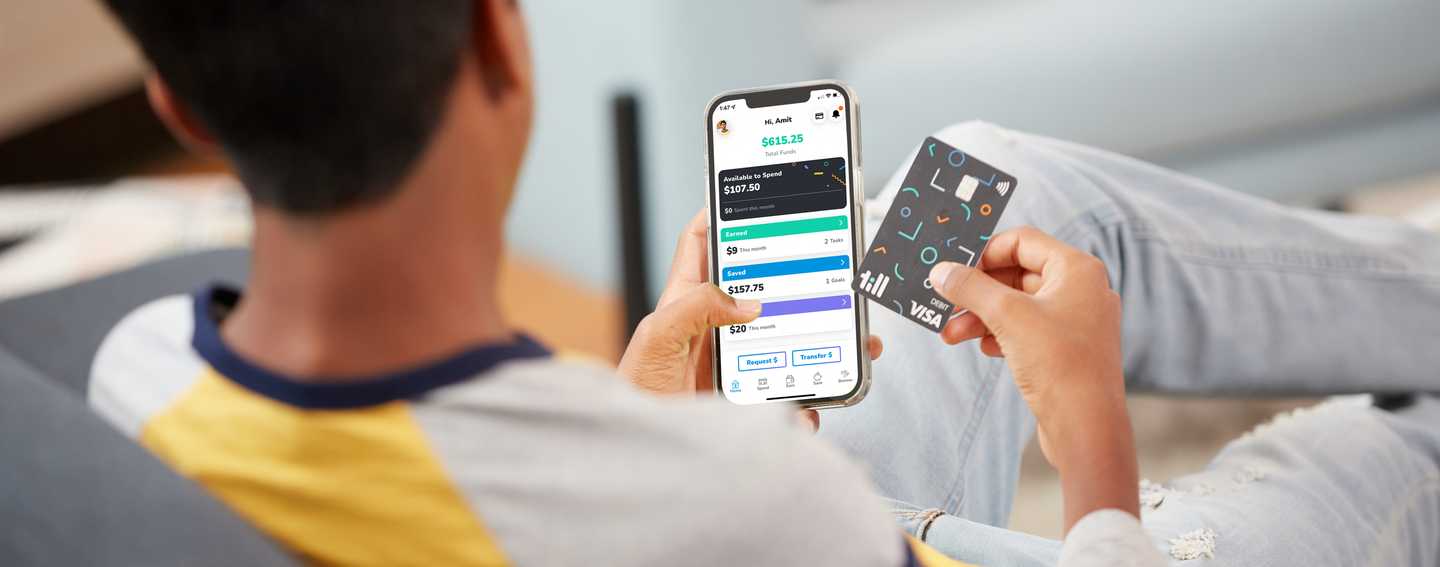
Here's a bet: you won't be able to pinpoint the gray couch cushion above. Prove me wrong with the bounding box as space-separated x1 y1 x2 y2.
0 248 249 394
0 346 293 566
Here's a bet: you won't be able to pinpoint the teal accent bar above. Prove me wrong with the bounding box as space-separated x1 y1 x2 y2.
719 215 849 242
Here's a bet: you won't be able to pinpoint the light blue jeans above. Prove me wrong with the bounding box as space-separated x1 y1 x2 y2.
822 122 1440 565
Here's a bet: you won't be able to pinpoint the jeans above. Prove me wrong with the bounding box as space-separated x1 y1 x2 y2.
821 122 1440 565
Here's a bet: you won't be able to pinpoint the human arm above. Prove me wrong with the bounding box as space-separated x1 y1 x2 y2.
928 226 1139 533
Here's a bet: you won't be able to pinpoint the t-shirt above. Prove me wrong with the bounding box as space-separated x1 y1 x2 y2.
88 286 974 566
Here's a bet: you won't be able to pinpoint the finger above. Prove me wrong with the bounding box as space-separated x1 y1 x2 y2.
799 410 819 432
976 226 1079 275
658 209 711 307
929 262 1031 330
980 335 1004 357
866 335 884 360
691 334 714 395
941 311 988 344
645 284 761 340
985 267 1045 295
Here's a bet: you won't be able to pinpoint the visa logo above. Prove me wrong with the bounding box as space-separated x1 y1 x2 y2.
910 300 943 328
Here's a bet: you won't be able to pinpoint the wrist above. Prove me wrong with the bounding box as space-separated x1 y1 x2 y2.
1042 393 1140 533
1032 369 1129 460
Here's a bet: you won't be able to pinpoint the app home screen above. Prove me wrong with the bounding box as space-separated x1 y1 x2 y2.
709 87 861 405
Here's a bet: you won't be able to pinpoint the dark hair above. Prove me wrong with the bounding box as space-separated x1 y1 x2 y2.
102 1 473 214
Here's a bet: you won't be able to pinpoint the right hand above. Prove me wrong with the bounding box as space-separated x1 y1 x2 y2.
623 209 885 432
619 283 761 397
928 226 1137 530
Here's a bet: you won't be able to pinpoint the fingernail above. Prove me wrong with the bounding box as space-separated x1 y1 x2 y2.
929 262 959 287
736 299 763 315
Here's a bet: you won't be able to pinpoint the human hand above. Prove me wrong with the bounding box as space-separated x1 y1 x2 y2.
928 226 1137 530
618 282 761 396
620 209 882 431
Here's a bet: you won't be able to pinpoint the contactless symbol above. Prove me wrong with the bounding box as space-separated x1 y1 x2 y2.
980 203 993 216
995 180 1012 196
920 246 939 265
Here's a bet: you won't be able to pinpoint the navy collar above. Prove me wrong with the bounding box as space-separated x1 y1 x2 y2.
190 284 551 410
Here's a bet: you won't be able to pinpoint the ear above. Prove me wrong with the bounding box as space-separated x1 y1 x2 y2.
469 0 532 96
145 75 219 153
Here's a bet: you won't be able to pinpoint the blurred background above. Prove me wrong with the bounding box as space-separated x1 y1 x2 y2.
2 0 1438 540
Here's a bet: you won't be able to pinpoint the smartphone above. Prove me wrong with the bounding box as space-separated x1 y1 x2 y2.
704 80 870 409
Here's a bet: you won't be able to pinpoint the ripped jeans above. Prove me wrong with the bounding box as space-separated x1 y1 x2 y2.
821 122 1440 566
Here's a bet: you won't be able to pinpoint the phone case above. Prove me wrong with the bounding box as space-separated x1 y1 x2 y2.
701 79 871 411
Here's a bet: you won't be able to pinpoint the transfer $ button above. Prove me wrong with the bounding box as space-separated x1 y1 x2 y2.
791 346 841 367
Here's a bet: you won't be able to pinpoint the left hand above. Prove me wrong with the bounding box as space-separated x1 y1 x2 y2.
618 209 883 431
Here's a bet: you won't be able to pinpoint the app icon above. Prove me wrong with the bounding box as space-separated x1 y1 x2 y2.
757 377 770 390
729 379 741 393
812 372 823 385
785 374 796 388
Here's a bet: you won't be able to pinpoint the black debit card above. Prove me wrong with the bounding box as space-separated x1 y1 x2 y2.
853 137 1018 332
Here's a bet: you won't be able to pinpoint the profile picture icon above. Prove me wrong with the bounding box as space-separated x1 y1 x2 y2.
716 119 729 135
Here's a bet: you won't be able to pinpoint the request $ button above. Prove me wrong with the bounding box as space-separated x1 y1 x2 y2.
737 352 786 372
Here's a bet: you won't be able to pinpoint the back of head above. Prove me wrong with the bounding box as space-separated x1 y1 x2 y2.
102 1 472 215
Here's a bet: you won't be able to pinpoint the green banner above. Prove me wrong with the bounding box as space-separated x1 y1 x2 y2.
719 215 849 242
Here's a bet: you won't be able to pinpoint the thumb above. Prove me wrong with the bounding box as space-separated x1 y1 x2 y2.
647 285 762 340
929 262 1028 331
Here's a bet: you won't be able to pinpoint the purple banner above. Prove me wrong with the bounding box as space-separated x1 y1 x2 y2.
760 294 852 317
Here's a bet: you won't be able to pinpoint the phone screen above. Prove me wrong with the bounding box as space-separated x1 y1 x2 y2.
707 84 865 406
